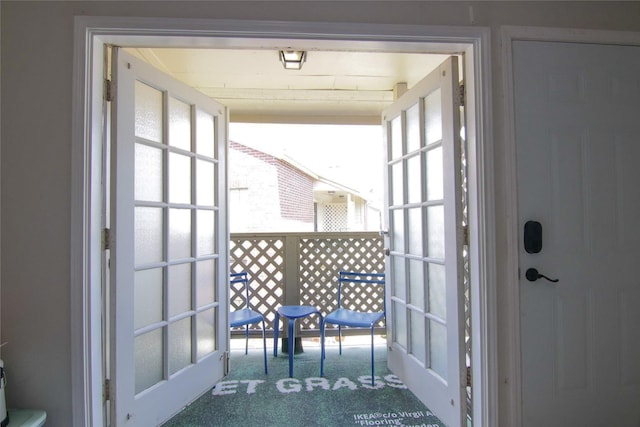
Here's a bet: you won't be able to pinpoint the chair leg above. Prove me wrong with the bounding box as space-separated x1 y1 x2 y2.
287 318 295 377
338 325 343 355
370 327 375 386
320 319 325 376
273 313 280 358
244 325 249 355
261 319 268 374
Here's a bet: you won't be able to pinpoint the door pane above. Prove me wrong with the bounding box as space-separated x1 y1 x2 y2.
426 146 444 201
196 109 215 158
196 259 216 307
169 208 192 260
197 308 216 359
424 89 442 145
169 97 192 151
392 256 406 300
196 210 215 256
411 310 426 364
196 159 215 206
135 81 163 143
393 301 407 349
409 259 424 309
407 154 422 204
135 143 163 202
134 268 163 329
135 207 164 265
169 317 192 375
391 162 403 206
406 103 421 153
429 320 447 380
426 205 445 259
428 263 446 319
135 329 163 394
392 210 404 253
169 263 191 317
169 152 192 204
390 115 403 160
408 207 423 256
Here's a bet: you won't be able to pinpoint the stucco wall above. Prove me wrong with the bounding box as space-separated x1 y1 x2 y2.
2 2 640 426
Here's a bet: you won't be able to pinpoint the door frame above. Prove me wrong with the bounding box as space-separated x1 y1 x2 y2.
71 17 495 427
501 25 640 427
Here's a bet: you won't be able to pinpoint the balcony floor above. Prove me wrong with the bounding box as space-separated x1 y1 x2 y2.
162 337 444 427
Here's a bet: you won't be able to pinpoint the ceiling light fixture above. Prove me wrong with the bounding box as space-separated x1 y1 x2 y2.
279 50 306 70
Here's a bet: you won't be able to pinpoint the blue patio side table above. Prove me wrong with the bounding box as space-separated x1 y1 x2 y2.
273 305 324 377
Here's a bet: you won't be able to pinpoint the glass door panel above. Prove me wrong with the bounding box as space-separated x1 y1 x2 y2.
112 48 228 426
382 56 465 427
410 309 426 364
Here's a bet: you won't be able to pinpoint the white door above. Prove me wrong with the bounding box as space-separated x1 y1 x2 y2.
382 56 466 427
515 41 640 426
110 48 229 426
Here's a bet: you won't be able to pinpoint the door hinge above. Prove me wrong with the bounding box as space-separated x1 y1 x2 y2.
463 225 470 246
104 378 111 401
224 350 230 376
103 228 112 251
459 83 465 107
466 366 472 387
104 79 114 102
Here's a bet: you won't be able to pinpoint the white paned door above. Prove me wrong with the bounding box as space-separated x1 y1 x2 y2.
110 49 229 426
382 57 466 427
515 41 640 426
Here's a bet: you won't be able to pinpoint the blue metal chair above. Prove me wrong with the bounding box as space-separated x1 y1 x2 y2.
320 271 385 384
229 271 268 374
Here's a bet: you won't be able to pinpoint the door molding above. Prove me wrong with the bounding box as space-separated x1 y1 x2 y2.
501 25 640 427
72 17 494 427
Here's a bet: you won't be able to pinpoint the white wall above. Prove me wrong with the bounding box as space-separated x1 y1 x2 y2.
2 2 640 426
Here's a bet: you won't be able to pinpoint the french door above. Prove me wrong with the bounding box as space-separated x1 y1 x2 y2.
382 56 466 427
110 48 229 426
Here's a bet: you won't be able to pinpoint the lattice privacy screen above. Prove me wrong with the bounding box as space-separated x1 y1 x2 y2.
230 237 285 331
229 233 384 334
322 203 348 232
298 235 385 331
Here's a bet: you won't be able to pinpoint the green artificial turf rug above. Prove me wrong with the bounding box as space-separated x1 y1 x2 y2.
163 344 445 427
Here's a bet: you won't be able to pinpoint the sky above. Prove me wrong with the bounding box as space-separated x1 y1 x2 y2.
229 123 385 204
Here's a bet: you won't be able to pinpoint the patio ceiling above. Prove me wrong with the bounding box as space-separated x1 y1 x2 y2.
125 48 448 124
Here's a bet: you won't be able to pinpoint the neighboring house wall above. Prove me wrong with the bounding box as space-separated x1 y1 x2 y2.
366 205 382 231
229 141 314 232
277 159 314 225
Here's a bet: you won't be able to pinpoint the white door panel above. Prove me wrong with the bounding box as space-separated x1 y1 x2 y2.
515 41 640 427
111 49 229 426
383 56 466 427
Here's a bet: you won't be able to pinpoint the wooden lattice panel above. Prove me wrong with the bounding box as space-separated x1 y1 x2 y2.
230 236 285 333
322 203 348 232
298 234 385 331
228 233 384 338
